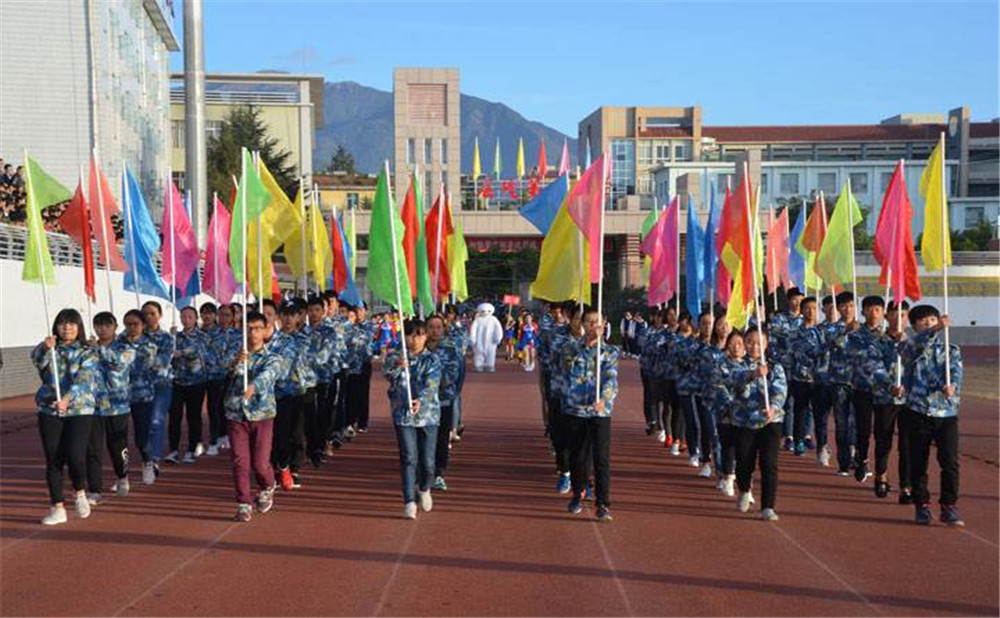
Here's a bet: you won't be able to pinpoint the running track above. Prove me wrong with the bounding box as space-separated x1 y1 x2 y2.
1 359 997 616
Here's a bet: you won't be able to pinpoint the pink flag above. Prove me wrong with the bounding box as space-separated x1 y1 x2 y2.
536 140 548 180
557 139 571 176
766 208 791 294
160 181 200 289
87 154 128 271
874 161 921 303
203 196 239 304
640 197 678 306
566 152 611 283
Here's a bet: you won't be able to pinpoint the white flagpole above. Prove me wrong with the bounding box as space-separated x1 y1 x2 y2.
595 151 608 404
384 160 413 406
674 195 681 317
887 160 903 386
312 183 321 295
742 162 770 411
79 165 94 326
92 148 114 310
25 149 61 401
939 133 952 385
122 160 141 309
433 182 445 308
240 150 249 391
846 176 859 321
167 167 177 331
298 176 308 295
212 191 219 301
254 152 264 310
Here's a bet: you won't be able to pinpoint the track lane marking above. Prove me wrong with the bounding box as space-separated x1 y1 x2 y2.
371 520 419 617
590 517 635 618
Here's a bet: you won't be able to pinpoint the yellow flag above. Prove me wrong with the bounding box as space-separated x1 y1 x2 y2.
530 204 591 303
284 189 310 279
919 136 952 272
516 138 526 179
725 270 753 329
284 190 333 290
473 137 482 178
247 219 274 301
258 160 302 248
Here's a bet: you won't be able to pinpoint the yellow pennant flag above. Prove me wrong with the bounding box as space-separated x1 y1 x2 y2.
258 160 302 248
530 204 591 304
472 137 482 178
919 136 952 272
725 269 753 329
516 138 526 179
247 219 274 301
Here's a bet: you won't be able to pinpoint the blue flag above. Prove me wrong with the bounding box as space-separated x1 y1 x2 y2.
702 182 720 299
685 195 705 319
788 204 807 290
518 174 568 234
122 167 170 299
330 211 364 307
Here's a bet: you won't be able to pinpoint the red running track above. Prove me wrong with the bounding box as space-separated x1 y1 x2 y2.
1 359 997 616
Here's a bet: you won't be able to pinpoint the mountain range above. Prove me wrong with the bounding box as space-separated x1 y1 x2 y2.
313 81 577 175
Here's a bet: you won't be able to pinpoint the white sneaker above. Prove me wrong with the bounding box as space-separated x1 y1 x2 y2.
206 444 219 457
688 456 701 468
737 491 752 513
182 451 196 464
656 430 667 443
761 508 780 521
698 463 713 478
41 505 67 525
818 446 831 468
142 462 156 485
164 450 180 464
113 477 130 498
670 443 681 456
403 502 417 519
194 442 205 457
221 436 231 450
86 492 103 506
716 477 726 490
723 476 736 497
748 492 756 505
75 492 91 519
418 490 433 512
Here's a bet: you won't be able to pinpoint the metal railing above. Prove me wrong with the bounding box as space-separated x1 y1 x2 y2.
0 223 162 270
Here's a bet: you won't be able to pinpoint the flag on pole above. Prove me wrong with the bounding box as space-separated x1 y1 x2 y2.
920 137 952 271
283 188 312 280
122 166 170 299
766 208 791 294
368 166 413 315
448 216 469 302
702 183 721 298
714 187 734 306
400 171 434 310
685 197 706 318
22 155 71 285
59 180 96 300
175 191 202 304
717 173 754 308
816 182 863 289
558 138 571 176
565 152 610 283
160 180 200 290
530 205 592 304
258 158 303 249
229 149 269 281
203 195 239 304
518 173 568 234
796 194 828 291
331 210 363 306
472 137 482 178
875 161 922 302
536 140 547 179
425 192 454 302
516 138 526 179
788 205 807 290
493 137 502 180
87 154 127 271
642 196 679 307
344 206 357 278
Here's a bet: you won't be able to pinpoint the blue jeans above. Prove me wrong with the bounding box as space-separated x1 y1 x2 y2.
697 396 722 471
680 394 701 458
784 388 815 439
394 425 438 504
130 400 154 463
147 384 172 462
814 384 855 470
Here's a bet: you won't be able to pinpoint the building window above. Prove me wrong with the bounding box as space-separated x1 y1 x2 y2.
673 144 687 160
424 139 433 165
171 120 184 148
817 172 837 195
440 138 447 165
880 172 894 193
609 139 635 205
760 173 768 194
425 171 433 206
346 192 359 209
848 172 868 194
779 173 799 195
638 141 652 166
638 177 653 194
205 120 223 142
407 138 415 165
655 144 671 163
966 206 985 227
717 174 733 191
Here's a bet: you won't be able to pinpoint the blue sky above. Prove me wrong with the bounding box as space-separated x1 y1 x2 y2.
171 1 999 135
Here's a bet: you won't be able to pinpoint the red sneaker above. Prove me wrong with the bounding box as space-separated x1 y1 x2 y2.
278 467 294 491
664 435 673 449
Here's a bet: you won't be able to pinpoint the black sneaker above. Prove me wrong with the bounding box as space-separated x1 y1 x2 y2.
309 451 324 469
940 505 965 527
854 461 871 484
898 489 913 505
567 495 583 515
291 473 302 489
836 466 851 477
915 504 933 525
874 481 891 498
596 506 613 522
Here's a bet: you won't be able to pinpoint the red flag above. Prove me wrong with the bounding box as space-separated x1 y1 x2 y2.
479 177 494 198
87 154 127 271
766 209 791 294
160 181 200 289
717 173 754 306
566 152 611 283
399 173 420 296
801 193 829 254
425 193 455 301
203 196 239 304
59 181 96 301
536 141 548 180
715 187 733 305
874 161 921 302
271 264 282 303
331 211 349 293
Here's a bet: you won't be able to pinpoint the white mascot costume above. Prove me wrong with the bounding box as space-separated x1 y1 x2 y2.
470 302 503 372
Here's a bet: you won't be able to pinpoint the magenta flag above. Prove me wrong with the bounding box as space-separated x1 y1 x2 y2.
874 161 921 303
640 196 679 307
558 139 571 176
566 152 611 283
160 181 200 289
203 196 239 304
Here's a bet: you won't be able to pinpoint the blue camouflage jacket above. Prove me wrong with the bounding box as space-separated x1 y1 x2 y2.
323 315 350 374
536 312 558 375
293 330 319 391
812 321 840 384
661 330 681 380
383 348 442 428
146 329 175 387
824 320 854 386
900 330 963 418
224 347 284 422
768 312 803 371
847 325 894 399
731 359 788 430
267 330 301 399
172 329 208 386
676 336 710 395
344 322 378 375
201 325 234 381
642 328 671 379
559 339 620 419
307 321 337 384
787 324 824 383
31 341 99 417
430 337 463 406
116 333 156 403
94 339 136 416
712 356 749 425
545 325 574 400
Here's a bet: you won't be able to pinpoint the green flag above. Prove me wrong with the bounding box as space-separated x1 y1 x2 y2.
448 216 469 302
414 176 435 311
816 182 863 288
368 165 413 315
229 149 270 281
493 137 502 180
22 154 71 284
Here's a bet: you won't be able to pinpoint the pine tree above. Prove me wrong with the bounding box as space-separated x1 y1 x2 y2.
207 105 298 201
328 145 356 174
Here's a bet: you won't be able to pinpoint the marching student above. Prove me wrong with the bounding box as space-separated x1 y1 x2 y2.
711 328 745 497
541 302 574 493
292 299 320 477
810 296 843 472
886 300 913 503
225 310 283 522
638 309 665 441
305 295 337 467
682 312 716 478
426 314 463 491
769 287 811 451
383 318 442 519
674 314 705 470
660 307 685 454
895 305 964 526
443 303 470 441
166 306 208 464
141 301 175 479
560 307 620 522
117 310 158 485
323 291 351 449
269 300 306 491
732 328 787 521
341 303 377 441
517 313 538 372
32 309 99 525
788 297 824 459
85 312 137 505
355 303 377 433
698 315 731 484
824 292 859 477
201 302 232 456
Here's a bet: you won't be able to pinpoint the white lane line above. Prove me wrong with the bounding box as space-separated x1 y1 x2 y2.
770 524 885 616
590 519 635 618
0 527 46 552
371 522 419 617
111 522 238 617
959 527 1000 548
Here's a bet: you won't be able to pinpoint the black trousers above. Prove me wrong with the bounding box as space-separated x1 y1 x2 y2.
169 383 205 453
205 378 228 444
309 383 332 455
735 423 781 510
548 397 572 474
640 369 656 427
790 381 814 442
434 404 455 477
274 394 306 472
86 415 130 493
357 362 373 430
717 423 737 475
38 414 94 505
332 372 349 434
895 405 912 489
341 373 367 430
653 378 683 439
565 414 611 508
852 390 898 476
905 410 959 506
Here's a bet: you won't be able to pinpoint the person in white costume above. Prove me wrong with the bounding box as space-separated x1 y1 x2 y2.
469 303 503 372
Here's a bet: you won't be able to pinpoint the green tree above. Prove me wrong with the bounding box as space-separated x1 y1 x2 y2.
465 247 540 299
917 220 998 252
327 145 356 175
207 105 298 202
